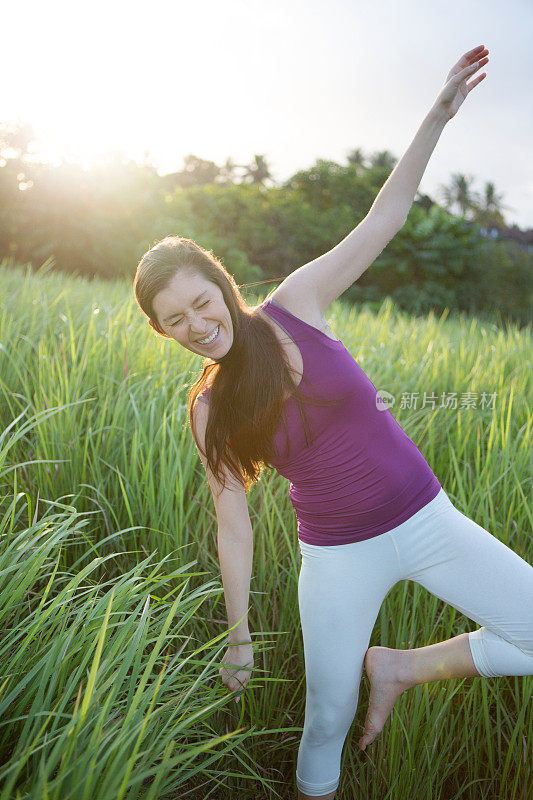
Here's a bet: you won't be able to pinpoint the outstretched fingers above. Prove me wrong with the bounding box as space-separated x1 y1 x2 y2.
456 44 487 70
466 72 487 93
456 56 489 91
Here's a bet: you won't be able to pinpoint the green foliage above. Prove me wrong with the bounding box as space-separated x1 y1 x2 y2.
348 204 479 311
0 145 531 326
281 157 378 214
346 205 532 325
457 237 533 324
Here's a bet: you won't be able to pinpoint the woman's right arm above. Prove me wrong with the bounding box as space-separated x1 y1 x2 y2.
217 525 253 643
191 399 254 699
216 526 254 702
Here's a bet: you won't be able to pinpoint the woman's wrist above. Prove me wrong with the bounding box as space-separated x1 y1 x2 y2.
428 102 450 128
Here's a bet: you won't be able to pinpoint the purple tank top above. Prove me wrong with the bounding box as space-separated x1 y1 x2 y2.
198 297 441 545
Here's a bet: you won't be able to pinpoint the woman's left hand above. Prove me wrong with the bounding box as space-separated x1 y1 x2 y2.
433 44 489 122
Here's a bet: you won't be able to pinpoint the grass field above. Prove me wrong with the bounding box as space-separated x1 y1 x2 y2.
0 259 531 800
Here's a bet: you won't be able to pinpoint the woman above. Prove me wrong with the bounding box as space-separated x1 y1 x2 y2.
134 46 533 800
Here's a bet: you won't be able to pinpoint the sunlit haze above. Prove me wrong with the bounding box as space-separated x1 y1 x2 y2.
3 0 532 226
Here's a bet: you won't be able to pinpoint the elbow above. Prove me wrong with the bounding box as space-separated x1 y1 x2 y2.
368 209 406 234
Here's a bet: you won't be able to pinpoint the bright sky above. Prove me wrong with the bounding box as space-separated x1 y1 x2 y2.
3 0 532 227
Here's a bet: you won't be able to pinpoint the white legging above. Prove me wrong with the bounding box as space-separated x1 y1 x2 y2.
296 487 533 797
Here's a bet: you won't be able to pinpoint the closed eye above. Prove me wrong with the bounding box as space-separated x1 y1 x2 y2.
171 299 209 326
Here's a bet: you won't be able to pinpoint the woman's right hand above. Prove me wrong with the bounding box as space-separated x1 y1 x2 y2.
219 643 254 703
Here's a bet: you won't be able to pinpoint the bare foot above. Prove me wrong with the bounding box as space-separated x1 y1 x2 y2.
358 646 414 750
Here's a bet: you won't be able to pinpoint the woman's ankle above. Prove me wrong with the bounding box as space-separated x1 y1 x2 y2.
297 788 336 800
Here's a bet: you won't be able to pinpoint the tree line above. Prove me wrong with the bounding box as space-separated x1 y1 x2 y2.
1 121 531 325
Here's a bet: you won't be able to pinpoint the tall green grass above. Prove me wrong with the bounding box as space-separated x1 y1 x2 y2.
0 258 531 799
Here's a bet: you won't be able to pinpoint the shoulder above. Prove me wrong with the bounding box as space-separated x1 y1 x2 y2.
264 285 328 331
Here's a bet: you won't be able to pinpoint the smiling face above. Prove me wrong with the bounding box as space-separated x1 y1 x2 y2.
151 270 234 356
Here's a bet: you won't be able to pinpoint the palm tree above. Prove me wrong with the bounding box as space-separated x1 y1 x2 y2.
368 149 397 171
346 147 366 172
470 181 513 229
217 156 240 185
437 172 479 218
240 154 275 187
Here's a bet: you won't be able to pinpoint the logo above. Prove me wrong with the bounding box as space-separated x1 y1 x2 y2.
376 389 395 411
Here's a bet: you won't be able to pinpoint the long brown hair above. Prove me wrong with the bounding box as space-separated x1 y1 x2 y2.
133 235 343 493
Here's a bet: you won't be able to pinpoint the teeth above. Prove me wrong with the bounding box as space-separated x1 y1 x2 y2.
198 325 219 344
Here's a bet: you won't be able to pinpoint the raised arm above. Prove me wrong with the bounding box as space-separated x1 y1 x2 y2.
275 44 490 315
369 44 489 223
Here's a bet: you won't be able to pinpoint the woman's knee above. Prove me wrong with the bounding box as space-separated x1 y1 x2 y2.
304 693 360 743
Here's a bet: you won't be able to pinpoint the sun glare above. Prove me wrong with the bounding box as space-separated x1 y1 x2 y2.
32 113 137 169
